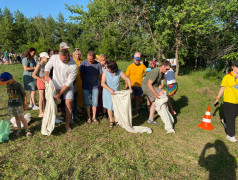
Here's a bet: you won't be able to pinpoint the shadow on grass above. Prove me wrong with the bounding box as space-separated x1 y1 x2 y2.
132 107 149 126
173 95 189 116
199 140 237 180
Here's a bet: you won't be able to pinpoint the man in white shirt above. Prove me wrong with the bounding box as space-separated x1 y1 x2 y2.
45 48 78 131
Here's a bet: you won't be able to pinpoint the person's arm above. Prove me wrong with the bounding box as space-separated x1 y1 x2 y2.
101 71 115 95
23 92 27 111
32 64 45 82
214 86 225 105
147 79 159 99
19 83 27 111
120 71 132 93
54 85 70 100
23 65 35 71
125 67 130 89
22 58 35 71
44 57 54 83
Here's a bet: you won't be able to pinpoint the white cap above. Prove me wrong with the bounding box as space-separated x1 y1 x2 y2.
59 42 70 49
39 52 50 58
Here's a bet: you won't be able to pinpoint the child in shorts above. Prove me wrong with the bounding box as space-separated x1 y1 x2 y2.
0 72 32 137
32 52 50 117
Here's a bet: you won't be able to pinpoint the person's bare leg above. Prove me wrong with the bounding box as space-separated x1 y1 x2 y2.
15 115 22 131
29 91 33 106
65 99 72 131
38 90 44 116
86 106 91 121
108 109 113 122
19 115 29 130
149 102 155 120
108 109 114 127
30 90 36 106
146 97 151 112
167 96 175 115
92 106 97 119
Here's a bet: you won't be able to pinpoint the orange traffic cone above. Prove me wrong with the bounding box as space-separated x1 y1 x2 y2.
197 106 214 130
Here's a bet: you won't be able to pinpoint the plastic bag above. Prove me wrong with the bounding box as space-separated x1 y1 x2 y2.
10 113 31 128
0 119 10 143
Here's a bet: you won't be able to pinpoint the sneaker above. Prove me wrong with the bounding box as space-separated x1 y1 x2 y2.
55 119 63 124
28 104 33 108
32 105 39 110
226 135 238 143
147 119 158 125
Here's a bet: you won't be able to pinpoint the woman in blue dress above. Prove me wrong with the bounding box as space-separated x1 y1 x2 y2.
101 61 132 128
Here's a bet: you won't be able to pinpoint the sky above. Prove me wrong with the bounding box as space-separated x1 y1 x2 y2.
0 0 89 21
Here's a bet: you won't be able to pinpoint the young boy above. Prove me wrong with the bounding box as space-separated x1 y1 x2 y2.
0 72 32 137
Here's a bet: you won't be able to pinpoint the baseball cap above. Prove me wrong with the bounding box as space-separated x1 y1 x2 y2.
0 72 13 85
59 42 70 49
232 61 238 67
39 52 50 58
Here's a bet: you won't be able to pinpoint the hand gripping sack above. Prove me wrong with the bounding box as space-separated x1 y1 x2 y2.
0 119 10 143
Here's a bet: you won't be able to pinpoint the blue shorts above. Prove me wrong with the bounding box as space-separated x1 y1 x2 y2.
132 86 143 97
83 88 99 107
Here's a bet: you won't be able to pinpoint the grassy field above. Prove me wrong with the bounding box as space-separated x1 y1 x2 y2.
0 63 237 179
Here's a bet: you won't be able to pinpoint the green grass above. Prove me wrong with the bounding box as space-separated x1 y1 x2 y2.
0 63 238 179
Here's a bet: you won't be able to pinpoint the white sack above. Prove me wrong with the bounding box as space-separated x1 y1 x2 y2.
154 92 175 133
41 80 58 136
111 90 152 134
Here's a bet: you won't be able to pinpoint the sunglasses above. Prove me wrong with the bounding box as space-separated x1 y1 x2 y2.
74 48 80 52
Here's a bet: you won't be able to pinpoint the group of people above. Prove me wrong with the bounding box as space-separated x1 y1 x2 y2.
1 41 237 142
0 50 22 65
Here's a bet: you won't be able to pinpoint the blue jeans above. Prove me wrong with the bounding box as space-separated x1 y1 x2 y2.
83 88 99 107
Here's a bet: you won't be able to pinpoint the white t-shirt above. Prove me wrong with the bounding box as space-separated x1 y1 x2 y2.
45 55 78 90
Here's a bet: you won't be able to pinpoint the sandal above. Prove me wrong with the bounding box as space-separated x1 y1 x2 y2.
87 117 92 123
109 122 114 128
114 122 119 126
25 130 32 138
92 118 99 124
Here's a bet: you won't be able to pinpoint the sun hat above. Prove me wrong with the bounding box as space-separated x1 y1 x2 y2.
0 72 13 85
59 42 70 49
39 52 50 58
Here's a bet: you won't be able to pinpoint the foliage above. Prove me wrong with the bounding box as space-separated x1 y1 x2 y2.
0 8 82 54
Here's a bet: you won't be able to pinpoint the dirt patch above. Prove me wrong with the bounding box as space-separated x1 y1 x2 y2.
196 87 217 98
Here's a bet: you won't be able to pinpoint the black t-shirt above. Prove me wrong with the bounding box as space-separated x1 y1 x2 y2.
7 82 25 107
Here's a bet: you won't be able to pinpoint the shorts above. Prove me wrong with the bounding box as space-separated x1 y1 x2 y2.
36 76 45 90
57 87 74 100
8 106 24 116
167 83 178 96
132 86 143 97
23 75 37 91
83 88 99 107
146 86 161 102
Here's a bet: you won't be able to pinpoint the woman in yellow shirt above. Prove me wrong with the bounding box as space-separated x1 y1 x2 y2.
214 61 238 142
73 49 84 117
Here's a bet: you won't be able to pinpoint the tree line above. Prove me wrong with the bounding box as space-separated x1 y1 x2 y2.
0 7 82 54
67 0 238 74
1 0 238 74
